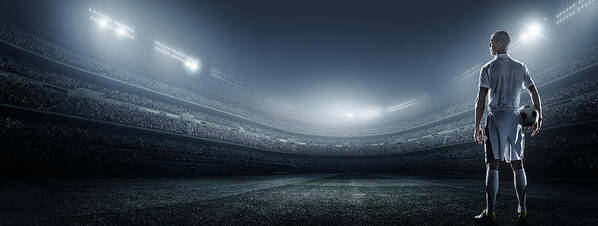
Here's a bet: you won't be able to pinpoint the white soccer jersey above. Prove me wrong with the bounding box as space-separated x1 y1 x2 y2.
479 53 535 162
479 53 535 113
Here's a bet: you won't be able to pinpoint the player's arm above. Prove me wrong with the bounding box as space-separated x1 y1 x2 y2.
527 85 542 136
474 87 488 144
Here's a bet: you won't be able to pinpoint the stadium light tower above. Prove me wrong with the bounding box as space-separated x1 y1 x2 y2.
155 41 202 73
89 8 135 40
556 0 596 24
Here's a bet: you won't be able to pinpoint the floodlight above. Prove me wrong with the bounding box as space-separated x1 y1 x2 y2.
346 113 354 118
89 8 135 40
185 59 199 71
555 0 595 24
528 23 541 37
521 23 541 42
155 41 201 72
98 19 108 28
116 27 126 36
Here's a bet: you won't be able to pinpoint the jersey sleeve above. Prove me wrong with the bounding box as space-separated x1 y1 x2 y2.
522 64 535 89
479 66 490 89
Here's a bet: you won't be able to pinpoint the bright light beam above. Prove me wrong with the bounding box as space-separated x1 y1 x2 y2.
89 8 135 40
115 27 125 36
98 19 108 28
528 23 541 36
155 41 202 73
520 23 542 43
185 59 200 71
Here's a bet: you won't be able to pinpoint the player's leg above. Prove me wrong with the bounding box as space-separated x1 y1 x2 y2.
486 159 499 214
485 122 499 216
510 118 527 222
511 160 527 221
475 160 499 221
474 124 498 221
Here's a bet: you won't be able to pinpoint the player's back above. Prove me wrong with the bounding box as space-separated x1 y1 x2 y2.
479 53 534 113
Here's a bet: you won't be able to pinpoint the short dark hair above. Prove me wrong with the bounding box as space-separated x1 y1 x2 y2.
491 30 511 48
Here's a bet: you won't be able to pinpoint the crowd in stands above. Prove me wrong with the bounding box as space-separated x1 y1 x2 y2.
2 53 598 156
1 52 400 155
0 73 187 134
541 75 598 104
6 111 595 174
0 115 292 168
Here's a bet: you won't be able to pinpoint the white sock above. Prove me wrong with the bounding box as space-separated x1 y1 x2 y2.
486 169 499 214
514 168 527 212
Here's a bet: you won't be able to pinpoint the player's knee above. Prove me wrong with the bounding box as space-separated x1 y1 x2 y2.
510 160 523 171
486 160 499 170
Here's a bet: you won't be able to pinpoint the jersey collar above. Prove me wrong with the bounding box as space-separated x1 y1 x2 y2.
495 53 510 59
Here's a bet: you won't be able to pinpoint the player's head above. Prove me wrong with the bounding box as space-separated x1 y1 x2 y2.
489 31 510 55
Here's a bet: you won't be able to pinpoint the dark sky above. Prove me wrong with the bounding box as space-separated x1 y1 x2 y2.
9 0 596 123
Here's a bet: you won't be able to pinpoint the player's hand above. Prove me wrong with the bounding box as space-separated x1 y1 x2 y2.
474 126 484 145
530 117 542 137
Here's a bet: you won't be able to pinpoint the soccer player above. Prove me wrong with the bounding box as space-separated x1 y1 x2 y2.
473 31 543 222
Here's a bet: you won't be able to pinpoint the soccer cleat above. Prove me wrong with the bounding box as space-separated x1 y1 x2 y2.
517 210 527 223
473 209 496 222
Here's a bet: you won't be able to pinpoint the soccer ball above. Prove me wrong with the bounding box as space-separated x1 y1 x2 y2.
519 105 538 127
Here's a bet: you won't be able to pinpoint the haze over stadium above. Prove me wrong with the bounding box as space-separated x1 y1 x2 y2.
1 0 598 225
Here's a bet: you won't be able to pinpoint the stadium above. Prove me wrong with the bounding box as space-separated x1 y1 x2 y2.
1 0 597 225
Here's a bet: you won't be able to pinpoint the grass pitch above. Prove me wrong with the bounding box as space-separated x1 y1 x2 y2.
2 174 597 225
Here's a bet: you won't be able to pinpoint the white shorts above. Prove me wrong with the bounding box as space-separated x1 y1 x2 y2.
484 110 525 163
